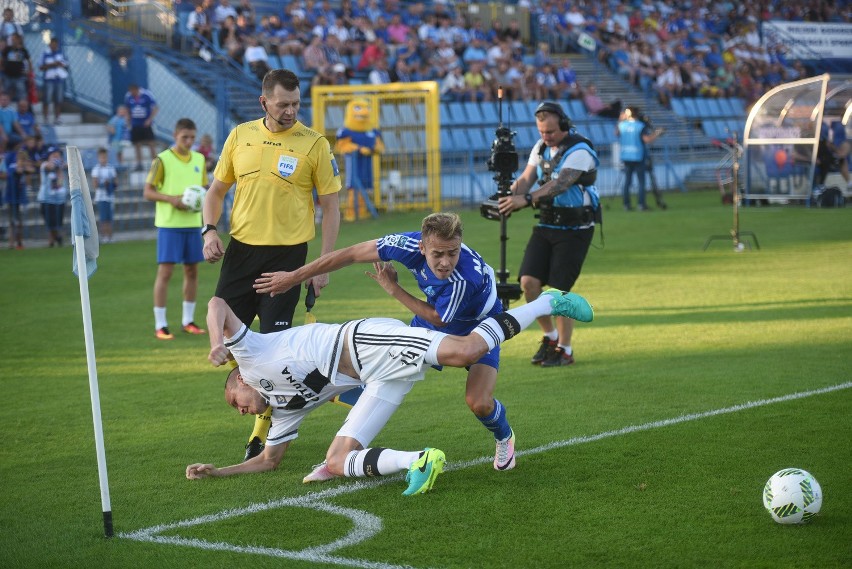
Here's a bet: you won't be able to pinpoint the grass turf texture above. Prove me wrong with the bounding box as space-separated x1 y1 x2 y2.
1 190 850 568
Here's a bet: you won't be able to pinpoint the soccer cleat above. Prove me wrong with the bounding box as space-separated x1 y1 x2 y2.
539 289 594 322
531 336 557 365
244 436 265 461
302 461 339 484
494 430 516 471
155 327 174 340
403 448 446 496
540 347 575 367
182 322 207 335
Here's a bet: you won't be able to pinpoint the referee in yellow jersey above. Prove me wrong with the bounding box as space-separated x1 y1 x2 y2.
202 68 342 460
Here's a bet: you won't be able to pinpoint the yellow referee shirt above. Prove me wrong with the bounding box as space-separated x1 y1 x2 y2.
214 119 342 246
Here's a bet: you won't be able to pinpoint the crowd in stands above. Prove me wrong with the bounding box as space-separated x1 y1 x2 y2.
177 0 849 112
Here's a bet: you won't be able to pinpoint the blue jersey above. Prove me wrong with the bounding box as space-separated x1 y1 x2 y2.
124 88 157 127
336 127 382 189
376 232 501 336
618 119 646 162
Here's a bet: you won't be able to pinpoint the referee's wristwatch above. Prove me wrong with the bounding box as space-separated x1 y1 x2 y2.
524 193 533 208
201 224 218 237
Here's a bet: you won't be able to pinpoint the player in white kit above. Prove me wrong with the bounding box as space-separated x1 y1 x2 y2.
186 290 593 495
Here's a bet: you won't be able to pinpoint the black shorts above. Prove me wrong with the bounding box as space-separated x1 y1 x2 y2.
518 225 594 291
130 125 155 143
215 238 308 333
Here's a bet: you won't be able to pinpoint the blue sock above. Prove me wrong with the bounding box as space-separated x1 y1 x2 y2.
477 399 512 441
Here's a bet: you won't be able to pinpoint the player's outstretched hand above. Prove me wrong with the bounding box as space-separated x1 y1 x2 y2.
186 463 218 479
254 271 297 297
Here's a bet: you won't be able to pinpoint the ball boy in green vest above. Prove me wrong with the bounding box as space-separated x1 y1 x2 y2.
143 118 209 340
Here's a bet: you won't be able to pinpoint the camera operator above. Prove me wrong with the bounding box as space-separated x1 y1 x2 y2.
616 106 663 211
497 102 600 368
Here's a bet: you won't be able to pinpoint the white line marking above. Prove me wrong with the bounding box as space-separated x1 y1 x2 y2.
121 382 852 567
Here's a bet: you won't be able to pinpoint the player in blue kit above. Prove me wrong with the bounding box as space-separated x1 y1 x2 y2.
254 213 521 479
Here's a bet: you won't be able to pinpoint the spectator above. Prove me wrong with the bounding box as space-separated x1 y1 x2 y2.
0 8 22 42
213 0 238 27
235 0 256 29
187 1 213 47
440 63 466 102
535 63 560 101
4 138 28 249
194 132 216 173
106 104 130 166
386 13 410 45
0 91 24 147
582 82 621 119
218 15 245 62
39 37 69 125
15 99 40 138
358 36 387 72
367 57 391 85
464 60 492 102
302 34 328 72
243 35 270 81
389 59 413 83
1 33 31 103
37 146 67 247
142 117 208 340
555 58 582 100
124 83 159 171
91 147 118 243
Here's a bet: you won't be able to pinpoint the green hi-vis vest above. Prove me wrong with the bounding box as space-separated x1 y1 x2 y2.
154 149 206 228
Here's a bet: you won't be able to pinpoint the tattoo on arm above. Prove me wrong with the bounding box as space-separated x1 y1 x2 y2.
543 168 583 198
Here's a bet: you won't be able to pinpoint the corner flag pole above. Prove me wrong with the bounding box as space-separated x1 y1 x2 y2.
67 146 113 538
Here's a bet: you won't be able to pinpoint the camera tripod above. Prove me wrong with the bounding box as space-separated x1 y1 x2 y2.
703 133 760 251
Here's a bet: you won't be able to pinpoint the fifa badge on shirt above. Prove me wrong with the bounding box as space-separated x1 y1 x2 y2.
278 155 298 177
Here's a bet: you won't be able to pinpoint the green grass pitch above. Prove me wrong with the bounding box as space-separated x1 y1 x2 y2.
1 190 850 568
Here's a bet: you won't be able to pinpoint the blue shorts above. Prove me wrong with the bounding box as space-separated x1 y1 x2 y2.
157 227 204 264
98 200 114 223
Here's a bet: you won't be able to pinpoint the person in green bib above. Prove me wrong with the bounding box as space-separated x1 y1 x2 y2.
143 117 209 340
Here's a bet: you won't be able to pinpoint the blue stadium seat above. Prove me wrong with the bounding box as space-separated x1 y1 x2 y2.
450 128 470 151
566 100 589 123
508 100 529 125
480 101 500 125
516 125 539 150
440 129 456 152
469 127 492 150
461 101 488 126
325 105 345 130
716 97 735 117
397 103 419 125
279 54 301 72
441 102 464 126
728 97 747 117
671 98 687 117
681 98 699 118
380 103 401 128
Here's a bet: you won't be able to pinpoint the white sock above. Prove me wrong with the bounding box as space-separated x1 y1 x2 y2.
545 330 558 341
343 448 421 477
559 344 572 355
472 295 553 350
182 301 196 327
154 306 167 330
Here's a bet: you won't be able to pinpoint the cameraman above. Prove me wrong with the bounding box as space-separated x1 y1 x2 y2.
497 102 600 367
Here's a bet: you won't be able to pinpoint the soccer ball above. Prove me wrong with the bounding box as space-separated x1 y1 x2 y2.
762 468 822 524
181 185 207 212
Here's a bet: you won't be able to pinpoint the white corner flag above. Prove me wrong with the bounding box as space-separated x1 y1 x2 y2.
67 146 113 538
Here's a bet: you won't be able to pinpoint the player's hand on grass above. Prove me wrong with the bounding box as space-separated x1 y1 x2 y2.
367 261 398 293
186 463 218 479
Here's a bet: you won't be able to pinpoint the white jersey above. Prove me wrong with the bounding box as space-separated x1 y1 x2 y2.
226 322 359 445
225 319 446 446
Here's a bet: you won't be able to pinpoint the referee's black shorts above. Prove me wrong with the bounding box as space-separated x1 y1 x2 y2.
215 238 308 333
518 225 594 291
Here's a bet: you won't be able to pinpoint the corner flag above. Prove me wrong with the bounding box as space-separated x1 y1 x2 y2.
67 146 99 278
67 146 113 538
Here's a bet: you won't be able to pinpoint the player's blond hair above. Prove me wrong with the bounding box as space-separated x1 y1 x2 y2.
421 212 463 242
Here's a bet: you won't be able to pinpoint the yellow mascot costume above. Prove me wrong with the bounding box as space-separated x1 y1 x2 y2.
334 98 384 221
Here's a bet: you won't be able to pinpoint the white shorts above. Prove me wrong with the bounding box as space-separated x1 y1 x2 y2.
345 318 447 396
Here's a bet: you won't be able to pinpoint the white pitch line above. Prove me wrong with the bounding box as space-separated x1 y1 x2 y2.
121 381 852 567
